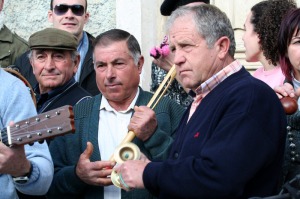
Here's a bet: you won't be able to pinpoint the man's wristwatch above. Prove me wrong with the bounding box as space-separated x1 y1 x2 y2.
12 175 29 184
12 162 33 184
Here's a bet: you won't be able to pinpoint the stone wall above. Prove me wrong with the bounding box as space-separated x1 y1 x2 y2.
3 0 116 40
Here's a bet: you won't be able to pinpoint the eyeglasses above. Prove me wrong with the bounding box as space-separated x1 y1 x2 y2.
53 4 85 16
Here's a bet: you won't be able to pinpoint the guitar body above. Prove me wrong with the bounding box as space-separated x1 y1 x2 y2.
0 105 75 147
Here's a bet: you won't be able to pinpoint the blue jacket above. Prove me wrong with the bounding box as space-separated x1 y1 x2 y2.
0 68 53 198
144 67 287 199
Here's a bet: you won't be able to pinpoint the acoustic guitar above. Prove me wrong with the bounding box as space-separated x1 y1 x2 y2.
0 105 75 147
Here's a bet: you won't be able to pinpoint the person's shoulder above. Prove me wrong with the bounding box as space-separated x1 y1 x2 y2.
72 83 93 104
253 66 264 75
85 31 95 41
0 26 28 50
224 67 273 97
72 82 92 95
11 31 29 49
0 68 23 86
73 94 99 118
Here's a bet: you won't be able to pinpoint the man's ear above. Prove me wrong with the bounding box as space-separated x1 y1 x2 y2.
216 36 230 59
48 10 54 23
137 56 144 74
73 54 80 74
84 12 90 25
29 57 36 75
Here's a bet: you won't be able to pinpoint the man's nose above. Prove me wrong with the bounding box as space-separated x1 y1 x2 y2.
64 8 75 18
173 50 186 66
43 57 55 70
105 65 116 78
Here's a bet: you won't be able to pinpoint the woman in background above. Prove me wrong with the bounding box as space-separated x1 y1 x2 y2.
276 8 300 184
242 0 296 88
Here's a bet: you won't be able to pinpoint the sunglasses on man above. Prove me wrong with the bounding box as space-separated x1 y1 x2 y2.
53 4 85 16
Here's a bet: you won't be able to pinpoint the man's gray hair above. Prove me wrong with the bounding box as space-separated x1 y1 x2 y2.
166 4 236 58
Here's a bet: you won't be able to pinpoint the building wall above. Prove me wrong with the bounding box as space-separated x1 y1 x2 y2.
3 0 300 91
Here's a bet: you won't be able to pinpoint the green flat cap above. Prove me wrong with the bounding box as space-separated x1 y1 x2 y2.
29 28 78 51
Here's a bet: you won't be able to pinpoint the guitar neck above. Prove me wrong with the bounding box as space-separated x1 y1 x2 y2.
0 105 75 147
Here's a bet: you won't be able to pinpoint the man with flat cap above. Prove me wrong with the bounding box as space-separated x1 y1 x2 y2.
151 0 210 107
17 27 91 199
28 28 91 114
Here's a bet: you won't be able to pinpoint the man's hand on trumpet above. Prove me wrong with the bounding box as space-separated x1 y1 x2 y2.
128 106 158 141
114 153 150 190
76 142 115 186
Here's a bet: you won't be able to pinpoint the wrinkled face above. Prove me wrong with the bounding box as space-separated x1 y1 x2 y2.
93 41 143 106
30 49 79 93
288 29 300 79
242 12 261 62
48 0 89 40
168 14 219 91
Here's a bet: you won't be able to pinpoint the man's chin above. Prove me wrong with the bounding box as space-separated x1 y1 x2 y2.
41 80 60 87
60 26 80 37
181 79 192 89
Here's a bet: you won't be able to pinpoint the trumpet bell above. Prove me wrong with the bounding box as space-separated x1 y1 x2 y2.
114 142 141 164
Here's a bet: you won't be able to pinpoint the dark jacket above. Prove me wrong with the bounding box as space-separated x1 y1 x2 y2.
35 78 92 113
47 88 185 199
144 67 287 199
281 80 300 184
14 32 99 96
0 25 29 68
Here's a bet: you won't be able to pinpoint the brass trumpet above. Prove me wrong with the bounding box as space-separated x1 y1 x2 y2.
110 65 177 188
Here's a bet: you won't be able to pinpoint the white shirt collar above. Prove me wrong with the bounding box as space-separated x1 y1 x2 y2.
100 87 140 113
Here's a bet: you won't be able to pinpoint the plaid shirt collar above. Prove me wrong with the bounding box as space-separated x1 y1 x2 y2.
194 60 242 97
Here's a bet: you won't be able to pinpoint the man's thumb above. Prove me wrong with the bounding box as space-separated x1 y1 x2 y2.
82 142 94 159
